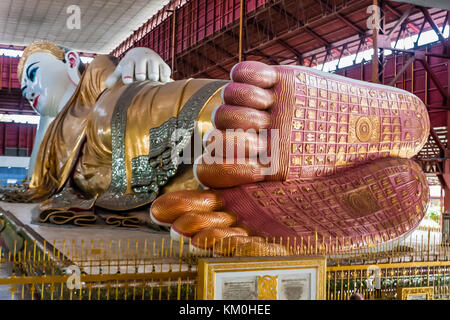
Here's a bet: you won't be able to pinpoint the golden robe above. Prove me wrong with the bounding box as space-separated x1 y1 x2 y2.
27 55 226 225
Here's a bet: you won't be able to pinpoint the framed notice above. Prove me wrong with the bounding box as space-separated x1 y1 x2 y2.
397 287 434 300
197 256 326 300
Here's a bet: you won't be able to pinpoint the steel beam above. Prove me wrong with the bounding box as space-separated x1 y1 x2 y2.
271 3 333 48
388 54 415 86
224 30 279 64
384 1 420 32
441 26 450 211
195 50 229 75
430 127 446 154
419 59 448 102
419 6 446 43
247 14 304 63
314 0 366 35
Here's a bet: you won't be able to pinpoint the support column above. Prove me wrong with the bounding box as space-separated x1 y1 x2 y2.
371 0 379 83
443 35 450 212
171 8 176 75
238 0 245 62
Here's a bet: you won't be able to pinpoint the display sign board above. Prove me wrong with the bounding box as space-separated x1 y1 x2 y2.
397 287 434 300
197 256 326 300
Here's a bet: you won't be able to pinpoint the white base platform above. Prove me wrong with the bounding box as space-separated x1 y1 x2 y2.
0 201 190 273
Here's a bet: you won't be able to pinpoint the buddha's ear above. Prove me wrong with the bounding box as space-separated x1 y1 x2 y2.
65 50 81 86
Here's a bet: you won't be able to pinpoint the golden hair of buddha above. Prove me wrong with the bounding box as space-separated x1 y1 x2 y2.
17 41 66 81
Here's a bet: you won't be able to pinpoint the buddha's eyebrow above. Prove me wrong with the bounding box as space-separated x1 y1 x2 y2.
25 61 39 78
21 85 27 92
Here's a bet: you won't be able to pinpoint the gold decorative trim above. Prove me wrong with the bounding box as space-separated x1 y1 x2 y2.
348 115 380 143
327 261 450 272
257 275 278 300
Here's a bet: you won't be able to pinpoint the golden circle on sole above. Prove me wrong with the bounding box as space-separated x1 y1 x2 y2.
356 116 373 142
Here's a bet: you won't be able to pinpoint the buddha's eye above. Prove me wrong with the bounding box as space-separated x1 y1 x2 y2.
28 67 38 82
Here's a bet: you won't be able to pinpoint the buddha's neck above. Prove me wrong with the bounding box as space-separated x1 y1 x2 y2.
58 83 77 113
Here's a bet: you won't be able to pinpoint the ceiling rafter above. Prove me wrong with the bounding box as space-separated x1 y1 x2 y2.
314 0 366 35
246 14 303 62
271 3 333 49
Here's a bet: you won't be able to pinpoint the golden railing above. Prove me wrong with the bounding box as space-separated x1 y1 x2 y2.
0 236 200 300
0 231 449 300
0 271 198 300
327 262 450 300
417 226 441 232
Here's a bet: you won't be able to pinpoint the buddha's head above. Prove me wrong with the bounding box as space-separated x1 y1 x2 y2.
18 41 84 116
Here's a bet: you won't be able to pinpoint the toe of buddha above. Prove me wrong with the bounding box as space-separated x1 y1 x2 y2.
151 157 429 256
193 61 430 188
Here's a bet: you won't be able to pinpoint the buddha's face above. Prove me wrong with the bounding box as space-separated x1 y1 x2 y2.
20 52 73 115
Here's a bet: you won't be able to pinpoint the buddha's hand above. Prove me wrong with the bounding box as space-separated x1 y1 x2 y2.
193 61 429 188
105 47 172 87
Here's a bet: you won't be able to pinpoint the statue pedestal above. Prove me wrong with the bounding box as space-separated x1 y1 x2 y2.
0 201 189 275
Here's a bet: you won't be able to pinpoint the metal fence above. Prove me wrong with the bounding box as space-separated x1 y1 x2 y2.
0 231 449 300
327 261 450 300
0 236 199 300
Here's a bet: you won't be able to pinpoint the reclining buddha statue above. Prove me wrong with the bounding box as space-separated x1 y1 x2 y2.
7 40 430 256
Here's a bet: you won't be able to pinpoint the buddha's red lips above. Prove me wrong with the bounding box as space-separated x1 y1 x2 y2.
33 95 40 108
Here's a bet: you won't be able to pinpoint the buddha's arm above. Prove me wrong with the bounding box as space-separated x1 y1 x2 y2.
73 78 227 202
